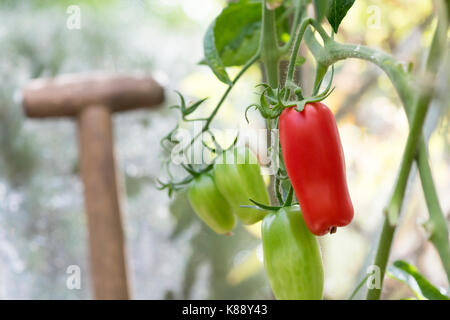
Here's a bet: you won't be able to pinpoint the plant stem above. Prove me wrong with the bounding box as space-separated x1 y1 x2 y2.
348 273 371 300
184 54 260 152
367 18 448 299
284 18 313 92
280 0 305 54
260 1 280 88
323 42 414 108
385 93 432 225
204 54 261 130
260 1 282 205
417 148 450 283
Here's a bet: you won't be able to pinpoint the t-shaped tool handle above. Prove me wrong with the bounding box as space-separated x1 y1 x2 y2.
23 73 164 299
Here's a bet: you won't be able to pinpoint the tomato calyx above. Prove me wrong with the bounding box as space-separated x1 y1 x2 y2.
245 67 335 121
240 185 297 214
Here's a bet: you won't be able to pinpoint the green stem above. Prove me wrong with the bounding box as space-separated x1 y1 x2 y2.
321 42 414 108
348 273 371 300
417 148 450 283
260 1 280 88
260 1 282 205
184 53 260 151
367 18 448 299
204 54 260 129
284 18 313 94
282 19 331 98
385 94 432 226
280 0 305 54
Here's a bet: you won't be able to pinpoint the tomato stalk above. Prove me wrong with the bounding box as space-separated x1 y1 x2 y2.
279 0 305 54
260 0 281 88
367 17 449 299
259 0 282 205
283 17 312 98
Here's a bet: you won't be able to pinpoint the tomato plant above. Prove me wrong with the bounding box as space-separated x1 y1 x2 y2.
159 0 450 300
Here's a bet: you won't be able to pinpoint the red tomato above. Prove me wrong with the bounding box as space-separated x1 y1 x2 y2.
279 103 354 236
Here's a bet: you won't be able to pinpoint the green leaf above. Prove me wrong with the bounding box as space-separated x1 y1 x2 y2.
313 0 332 22
203 0 262 84
387 260 449 300
327 0 355 33
202 1 291 84
204 24 232 84
213 1 262 66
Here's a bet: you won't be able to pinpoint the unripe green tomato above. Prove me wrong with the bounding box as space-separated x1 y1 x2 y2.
188 173 236 234
214 147 269 225
262 206 324 300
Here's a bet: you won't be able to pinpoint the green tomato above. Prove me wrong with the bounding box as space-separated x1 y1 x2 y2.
188 173 236 234
262 206 324 300
213 147 269 225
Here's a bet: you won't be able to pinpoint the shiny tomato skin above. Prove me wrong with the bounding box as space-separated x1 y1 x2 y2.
279 103 354 236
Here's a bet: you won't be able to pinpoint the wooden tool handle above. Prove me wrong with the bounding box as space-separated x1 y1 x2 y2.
78 105 130 299
23 73 164 118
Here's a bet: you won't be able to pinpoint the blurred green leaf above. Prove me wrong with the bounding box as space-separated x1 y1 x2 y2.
387 260 449 300
327 0 355 33
203 0 262 84
202 0 292 84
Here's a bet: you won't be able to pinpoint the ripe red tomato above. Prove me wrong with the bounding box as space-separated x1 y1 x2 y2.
279 102 354 236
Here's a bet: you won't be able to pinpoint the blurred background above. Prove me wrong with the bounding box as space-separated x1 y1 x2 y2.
0 0 448 299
